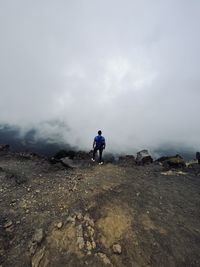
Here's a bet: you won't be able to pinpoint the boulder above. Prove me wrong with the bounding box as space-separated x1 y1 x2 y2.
136 150 153 165
163 155 186 168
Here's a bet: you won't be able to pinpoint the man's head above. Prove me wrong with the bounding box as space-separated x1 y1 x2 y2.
98 130 102 135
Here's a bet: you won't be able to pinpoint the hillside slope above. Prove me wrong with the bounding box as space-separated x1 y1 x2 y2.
0 152 200 267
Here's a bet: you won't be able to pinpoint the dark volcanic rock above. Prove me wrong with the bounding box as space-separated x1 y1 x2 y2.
136 150 153 165
163 155 186 169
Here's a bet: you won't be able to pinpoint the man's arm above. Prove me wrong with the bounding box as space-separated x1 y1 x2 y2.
93 138 96 149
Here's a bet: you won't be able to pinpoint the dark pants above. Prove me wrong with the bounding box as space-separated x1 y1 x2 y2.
93 147 103 162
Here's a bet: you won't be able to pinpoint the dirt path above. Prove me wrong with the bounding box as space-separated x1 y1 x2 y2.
0 153 200 266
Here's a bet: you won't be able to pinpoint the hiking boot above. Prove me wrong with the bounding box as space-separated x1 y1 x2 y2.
99 162 104 165
91 158 95 162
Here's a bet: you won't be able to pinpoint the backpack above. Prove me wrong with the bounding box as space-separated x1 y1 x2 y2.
95 136 105 148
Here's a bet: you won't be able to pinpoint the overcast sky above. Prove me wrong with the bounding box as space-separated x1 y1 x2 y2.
0 0 200 153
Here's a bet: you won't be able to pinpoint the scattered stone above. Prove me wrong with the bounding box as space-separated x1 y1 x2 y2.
84 214 90 222
161 170 187 176
76 212 82 220
76 224 83 237
96 252 111 265
86 241 92 251
88 219 95 227
66 216 76 224
91 241 96 249
84 232 88 238
136 192 140 197
112 243 122 254
56 222 63 229
35 190 40 193
4 220 13 228
77 236 85 250
87 226 95 237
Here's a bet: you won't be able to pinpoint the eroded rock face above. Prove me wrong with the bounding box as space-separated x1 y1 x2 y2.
136 150 153 165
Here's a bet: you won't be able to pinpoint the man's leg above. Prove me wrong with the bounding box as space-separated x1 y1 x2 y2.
99 148 103 163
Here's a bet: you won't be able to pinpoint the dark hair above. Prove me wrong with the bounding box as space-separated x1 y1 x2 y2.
98 130 102 135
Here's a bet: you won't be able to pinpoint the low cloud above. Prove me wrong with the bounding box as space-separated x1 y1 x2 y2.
0 1 200 154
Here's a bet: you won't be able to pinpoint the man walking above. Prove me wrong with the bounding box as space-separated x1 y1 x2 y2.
91 130 106 165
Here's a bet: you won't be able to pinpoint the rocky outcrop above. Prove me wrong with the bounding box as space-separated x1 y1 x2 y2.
162 155 186 169
136 150 153 165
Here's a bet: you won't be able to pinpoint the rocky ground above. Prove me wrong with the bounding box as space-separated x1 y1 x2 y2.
0 151 200 267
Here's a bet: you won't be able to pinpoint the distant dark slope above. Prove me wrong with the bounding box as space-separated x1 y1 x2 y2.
0 124 72 156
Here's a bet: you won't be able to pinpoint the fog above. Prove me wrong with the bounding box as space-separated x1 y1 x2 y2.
0 0 200 154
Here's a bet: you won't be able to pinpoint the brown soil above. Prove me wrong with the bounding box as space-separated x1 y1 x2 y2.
0 152 200 267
